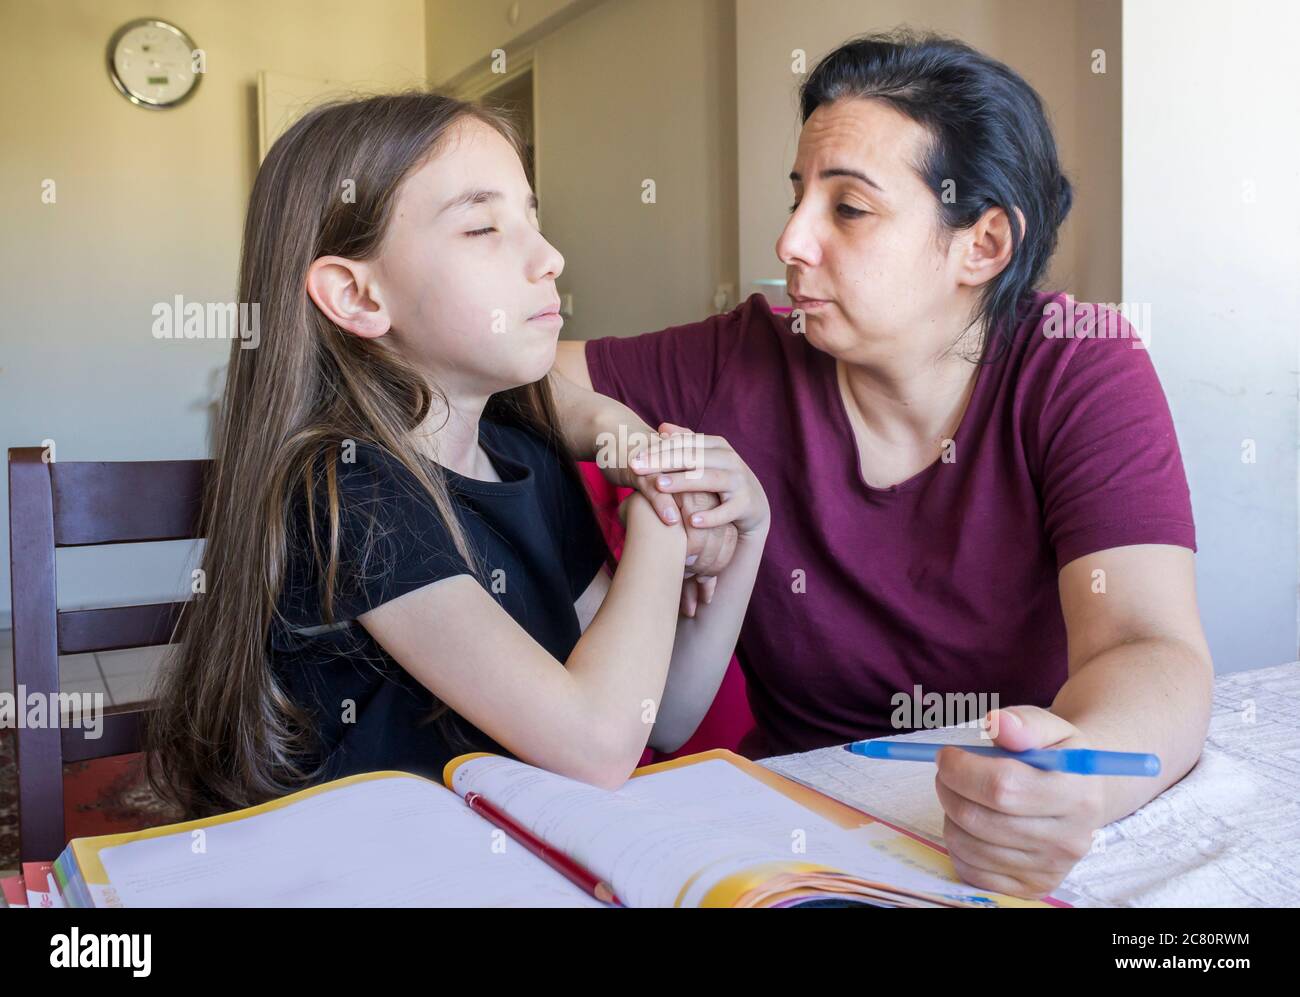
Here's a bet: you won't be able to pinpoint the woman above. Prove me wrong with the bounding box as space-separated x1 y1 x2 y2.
548 31 1213 898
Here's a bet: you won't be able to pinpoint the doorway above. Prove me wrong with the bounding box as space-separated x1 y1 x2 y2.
483 69 535 186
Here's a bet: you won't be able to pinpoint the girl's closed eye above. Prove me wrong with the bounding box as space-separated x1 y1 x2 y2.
466 226 496 237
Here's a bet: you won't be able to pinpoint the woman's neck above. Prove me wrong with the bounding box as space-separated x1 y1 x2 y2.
831 296 991 448
836 350 980 448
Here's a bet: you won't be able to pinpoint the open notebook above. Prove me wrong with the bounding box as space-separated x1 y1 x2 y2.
52 749 1065 908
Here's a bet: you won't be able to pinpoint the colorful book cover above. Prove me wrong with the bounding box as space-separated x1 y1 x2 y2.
1 874 28 908
21 862 64 908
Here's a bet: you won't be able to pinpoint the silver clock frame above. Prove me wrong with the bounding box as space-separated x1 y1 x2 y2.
106 18 201 110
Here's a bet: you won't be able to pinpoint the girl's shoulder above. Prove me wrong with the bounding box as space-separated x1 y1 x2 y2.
282 440 446 549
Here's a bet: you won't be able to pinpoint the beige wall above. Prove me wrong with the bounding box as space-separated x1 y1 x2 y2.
0 0 425 622
7 2 1287 669
425 0 601 86
433 0 1120 339
0 0 1124 625
430 0 740 340
531 0 739 338
735 0 1122 305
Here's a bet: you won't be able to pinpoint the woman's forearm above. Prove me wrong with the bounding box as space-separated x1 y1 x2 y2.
650 528 769 752
548 367 653 471
549 365 742 575
1049 636 1213 824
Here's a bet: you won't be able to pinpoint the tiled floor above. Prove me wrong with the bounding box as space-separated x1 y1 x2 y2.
0 630 169 707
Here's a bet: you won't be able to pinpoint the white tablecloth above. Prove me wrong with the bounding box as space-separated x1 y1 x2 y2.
759 661 1300 907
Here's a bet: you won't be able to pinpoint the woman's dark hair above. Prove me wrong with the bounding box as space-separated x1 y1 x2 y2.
799 29 1073 360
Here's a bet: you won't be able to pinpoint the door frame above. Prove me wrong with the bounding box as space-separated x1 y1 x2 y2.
449 47 541 191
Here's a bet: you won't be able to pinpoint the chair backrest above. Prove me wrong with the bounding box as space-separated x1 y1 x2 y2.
7 447 209 863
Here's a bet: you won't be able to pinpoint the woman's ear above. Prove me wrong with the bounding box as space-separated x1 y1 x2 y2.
305 255 391 339
956 205 1023 288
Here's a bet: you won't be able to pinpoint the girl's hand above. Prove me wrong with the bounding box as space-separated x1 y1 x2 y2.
934 706 1106 899
620 490 720 619
630 424 770 540
617 487 681 537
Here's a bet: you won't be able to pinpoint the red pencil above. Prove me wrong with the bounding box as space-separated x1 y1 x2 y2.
463 790 623 906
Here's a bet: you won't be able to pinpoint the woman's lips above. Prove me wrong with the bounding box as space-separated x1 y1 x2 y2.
790 295 830 311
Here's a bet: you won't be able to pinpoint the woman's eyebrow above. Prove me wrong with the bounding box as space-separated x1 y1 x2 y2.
437 188 540 215
788 168 885 192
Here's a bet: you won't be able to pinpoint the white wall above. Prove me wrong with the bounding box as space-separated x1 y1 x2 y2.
1123 0 1300 671
0 0 426 626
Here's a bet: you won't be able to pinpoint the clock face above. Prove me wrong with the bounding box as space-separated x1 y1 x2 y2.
108 19 200 108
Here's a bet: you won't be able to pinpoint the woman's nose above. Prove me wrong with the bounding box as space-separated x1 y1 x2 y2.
776 209 821 269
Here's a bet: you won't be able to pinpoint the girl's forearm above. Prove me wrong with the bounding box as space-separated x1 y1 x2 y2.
651 528 768 751
565 502 688 771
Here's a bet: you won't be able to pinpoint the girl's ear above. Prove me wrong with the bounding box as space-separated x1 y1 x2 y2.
305 255 391 339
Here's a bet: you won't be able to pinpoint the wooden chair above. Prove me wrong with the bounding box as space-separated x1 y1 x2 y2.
7 447 208 863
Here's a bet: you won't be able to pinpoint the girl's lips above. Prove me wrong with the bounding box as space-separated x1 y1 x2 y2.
528 310 563 324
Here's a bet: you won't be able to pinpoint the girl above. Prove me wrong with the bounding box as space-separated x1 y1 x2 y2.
146 92 769 818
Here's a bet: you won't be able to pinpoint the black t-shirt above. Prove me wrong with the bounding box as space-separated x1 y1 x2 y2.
268 417 611 784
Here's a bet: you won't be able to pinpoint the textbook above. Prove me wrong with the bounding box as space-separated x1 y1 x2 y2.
49 749 1064 908
1 873 29 908
22 862 64 908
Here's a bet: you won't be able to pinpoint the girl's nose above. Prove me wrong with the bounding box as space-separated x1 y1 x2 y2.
531 229 565 282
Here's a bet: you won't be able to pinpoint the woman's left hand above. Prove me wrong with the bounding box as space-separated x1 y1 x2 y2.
631 422 768 618
630 423 771 539
934 706 1107 899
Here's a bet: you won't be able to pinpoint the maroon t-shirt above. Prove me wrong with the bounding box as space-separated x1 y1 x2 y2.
586 291 1196 757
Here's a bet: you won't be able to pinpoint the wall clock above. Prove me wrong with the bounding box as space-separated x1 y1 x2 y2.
107 19 201 109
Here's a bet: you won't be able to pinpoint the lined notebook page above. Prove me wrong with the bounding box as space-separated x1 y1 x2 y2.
93 774 602 907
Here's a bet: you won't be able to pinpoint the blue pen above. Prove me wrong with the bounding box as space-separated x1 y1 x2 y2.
844 740 1160 776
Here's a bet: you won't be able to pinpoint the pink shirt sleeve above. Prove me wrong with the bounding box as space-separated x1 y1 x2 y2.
1029 307 1197 569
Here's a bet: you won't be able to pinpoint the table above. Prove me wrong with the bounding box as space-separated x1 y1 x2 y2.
759 661 1300 907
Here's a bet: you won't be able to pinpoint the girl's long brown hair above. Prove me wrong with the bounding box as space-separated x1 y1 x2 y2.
146 91 591 818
